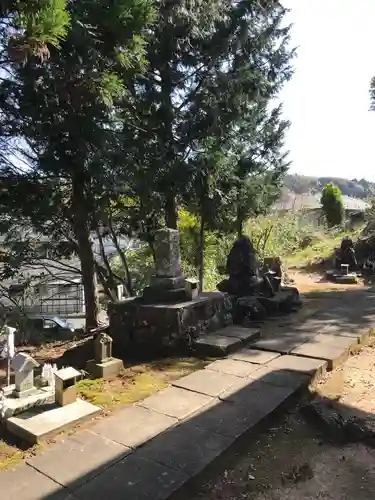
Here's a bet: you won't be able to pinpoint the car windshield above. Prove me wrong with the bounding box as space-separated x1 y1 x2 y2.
48 316 70 328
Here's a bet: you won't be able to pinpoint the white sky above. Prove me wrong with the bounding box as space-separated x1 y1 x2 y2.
280 0 375 181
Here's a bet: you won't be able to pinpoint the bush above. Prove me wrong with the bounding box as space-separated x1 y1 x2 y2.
320 183 344 227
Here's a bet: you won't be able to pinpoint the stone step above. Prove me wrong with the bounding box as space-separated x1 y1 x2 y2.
194 325 261 357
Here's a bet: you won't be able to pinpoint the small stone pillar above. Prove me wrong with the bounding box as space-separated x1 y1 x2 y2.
86 332 123 379
11 353 39 398
54 367 81 406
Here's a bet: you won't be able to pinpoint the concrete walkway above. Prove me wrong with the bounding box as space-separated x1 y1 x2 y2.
3 289 375 500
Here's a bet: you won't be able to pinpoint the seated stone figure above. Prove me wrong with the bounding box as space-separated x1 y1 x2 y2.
218 236 275 297
335 237 357 271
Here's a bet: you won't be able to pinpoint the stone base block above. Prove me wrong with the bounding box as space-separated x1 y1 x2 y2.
142 286 189 303
86 358 124 379
1 387 54 420
6 399 101 444
108 292 233 356
150 276 186 290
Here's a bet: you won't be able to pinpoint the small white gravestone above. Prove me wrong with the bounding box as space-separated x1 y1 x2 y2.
11 352 39 398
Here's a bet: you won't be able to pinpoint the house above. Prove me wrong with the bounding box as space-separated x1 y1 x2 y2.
0 233 140 318
273 191 370 226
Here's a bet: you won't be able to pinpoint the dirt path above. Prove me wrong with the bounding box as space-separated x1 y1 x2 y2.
174 343 375 500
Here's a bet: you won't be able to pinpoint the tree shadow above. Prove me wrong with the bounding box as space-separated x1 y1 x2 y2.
2 285 375 499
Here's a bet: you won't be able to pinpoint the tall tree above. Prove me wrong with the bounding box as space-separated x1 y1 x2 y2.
0 0 154 330
123 0 294 233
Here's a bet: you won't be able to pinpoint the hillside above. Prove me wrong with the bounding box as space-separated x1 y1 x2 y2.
284 174 375 199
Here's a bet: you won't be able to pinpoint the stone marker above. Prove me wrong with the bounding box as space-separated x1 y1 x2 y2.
142 227 190 303
154 227 182 278
11 352 39 398
86 332 124 379
54 366 81 406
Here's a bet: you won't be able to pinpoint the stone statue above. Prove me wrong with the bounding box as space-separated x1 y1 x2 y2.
335 237 357 271
218 236 275 297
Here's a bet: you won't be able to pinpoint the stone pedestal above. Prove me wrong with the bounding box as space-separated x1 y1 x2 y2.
108 292 233 356
86 358 123 379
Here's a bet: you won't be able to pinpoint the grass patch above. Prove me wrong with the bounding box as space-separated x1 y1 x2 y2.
77 356 209 410
0 441 25 471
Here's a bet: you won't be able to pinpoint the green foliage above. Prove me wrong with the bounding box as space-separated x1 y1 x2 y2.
321 183 344 227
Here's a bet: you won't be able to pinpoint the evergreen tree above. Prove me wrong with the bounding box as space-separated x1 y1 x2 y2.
0 0 154 329
321 183 344 227
122 0 294 231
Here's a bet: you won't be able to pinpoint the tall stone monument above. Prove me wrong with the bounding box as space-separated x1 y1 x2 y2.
108 227 232 355
142 228 190 303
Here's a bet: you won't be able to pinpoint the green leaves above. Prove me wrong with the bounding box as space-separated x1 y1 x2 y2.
321 183 344 228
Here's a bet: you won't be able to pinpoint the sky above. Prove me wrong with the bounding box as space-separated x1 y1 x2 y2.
280 0 375 181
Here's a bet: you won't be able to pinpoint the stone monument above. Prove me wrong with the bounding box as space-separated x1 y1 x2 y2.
142 228 190 303
86 332 124 379
11 352 39 398
108 227 233 355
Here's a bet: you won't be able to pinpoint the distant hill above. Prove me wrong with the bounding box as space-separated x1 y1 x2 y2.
283 174 375 200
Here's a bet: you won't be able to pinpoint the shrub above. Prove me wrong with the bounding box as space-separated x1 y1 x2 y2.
320 183 344 227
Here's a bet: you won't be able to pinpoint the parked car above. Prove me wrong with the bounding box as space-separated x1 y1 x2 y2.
16 315 76 345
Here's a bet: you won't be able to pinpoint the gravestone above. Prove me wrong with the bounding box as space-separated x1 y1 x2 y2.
143 228 190 303
94 332 113 363
11 352 39 398
86 332 123 379
154 228 181 278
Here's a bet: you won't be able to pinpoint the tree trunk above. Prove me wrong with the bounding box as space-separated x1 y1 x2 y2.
165 194 177 229
71 175 99 332
108 220 133 296
198 211 205 293
236 203 244 238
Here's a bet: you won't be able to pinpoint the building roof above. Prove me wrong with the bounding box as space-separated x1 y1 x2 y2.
273 192 370 212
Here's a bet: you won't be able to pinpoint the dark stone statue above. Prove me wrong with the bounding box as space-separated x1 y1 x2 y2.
218 236 275 297
335 237 357 271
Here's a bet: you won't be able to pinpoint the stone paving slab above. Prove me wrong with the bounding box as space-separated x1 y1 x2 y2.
265 355 328 383
251 331 316 354
172 369 242 397
248 365 310 390
195 334 242 356
74 454 188 500
291 341 351 370
320 324 369 342
0 463 70 500
92 405 177 449
215 325 261 342
312 333 359 348
230 348 280 365
205 358 261 377
137 420 233 477
27 429 129 489
192 382 294 438
137 386 213 420
7 399 100 444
